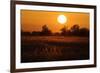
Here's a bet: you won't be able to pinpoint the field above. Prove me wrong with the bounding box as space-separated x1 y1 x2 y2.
21 36 89 63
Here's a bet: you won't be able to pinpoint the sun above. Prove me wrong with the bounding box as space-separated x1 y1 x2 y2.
57 15 67 24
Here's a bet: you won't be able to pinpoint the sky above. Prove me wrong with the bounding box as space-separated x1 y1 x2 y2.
21 10 90 33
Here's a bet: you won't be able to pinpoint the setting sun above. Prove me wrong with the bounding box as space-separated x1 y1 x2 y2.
57 15 67 24
21 10 89 33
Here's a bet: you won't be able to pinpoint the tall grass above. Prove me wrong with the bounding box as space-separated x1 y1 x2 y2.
21 36 89 63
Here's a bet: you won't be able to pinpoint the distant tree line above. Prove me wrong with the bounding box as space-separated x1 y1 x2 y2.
21 24 89 37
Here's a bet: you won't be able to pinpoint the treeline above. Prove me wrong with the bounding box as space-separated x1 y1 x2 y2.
22 24 89 37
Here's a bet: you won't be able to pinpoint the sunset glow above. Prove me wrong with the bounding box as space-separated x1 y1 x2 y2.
21 10 89 33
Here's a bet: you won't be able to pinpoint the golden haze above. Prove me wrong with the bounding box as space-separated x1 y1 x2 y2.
21 10 89 33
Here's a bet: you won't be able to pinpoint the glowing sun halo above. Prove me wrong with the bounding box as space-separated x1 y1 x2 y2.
57 15 67 24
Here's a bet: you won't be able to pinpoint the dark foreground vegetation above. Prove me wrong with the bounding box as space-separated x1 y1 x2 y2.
21 36 89 63
21 24 89 63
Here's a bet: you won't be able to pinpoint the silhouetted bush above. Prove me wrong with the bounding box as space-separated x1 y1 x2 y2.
21 31 31 36
79 28 89 37
31 31 41 36
52 32 60 36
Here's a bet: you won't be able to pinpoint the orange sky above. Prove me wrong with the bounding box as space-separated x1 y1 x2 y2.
21 10 90 33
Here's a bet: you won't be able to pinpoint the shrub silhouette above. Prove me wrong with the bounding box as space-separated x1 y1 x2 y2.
21 31 31 36
79 28 89 36
31 31 41 36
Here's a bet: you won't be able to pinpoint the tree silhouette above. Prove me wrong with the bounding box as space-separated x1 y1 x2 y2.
21 24 89 37
71 24 80 36
41 25 52 35
60 26 67 36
